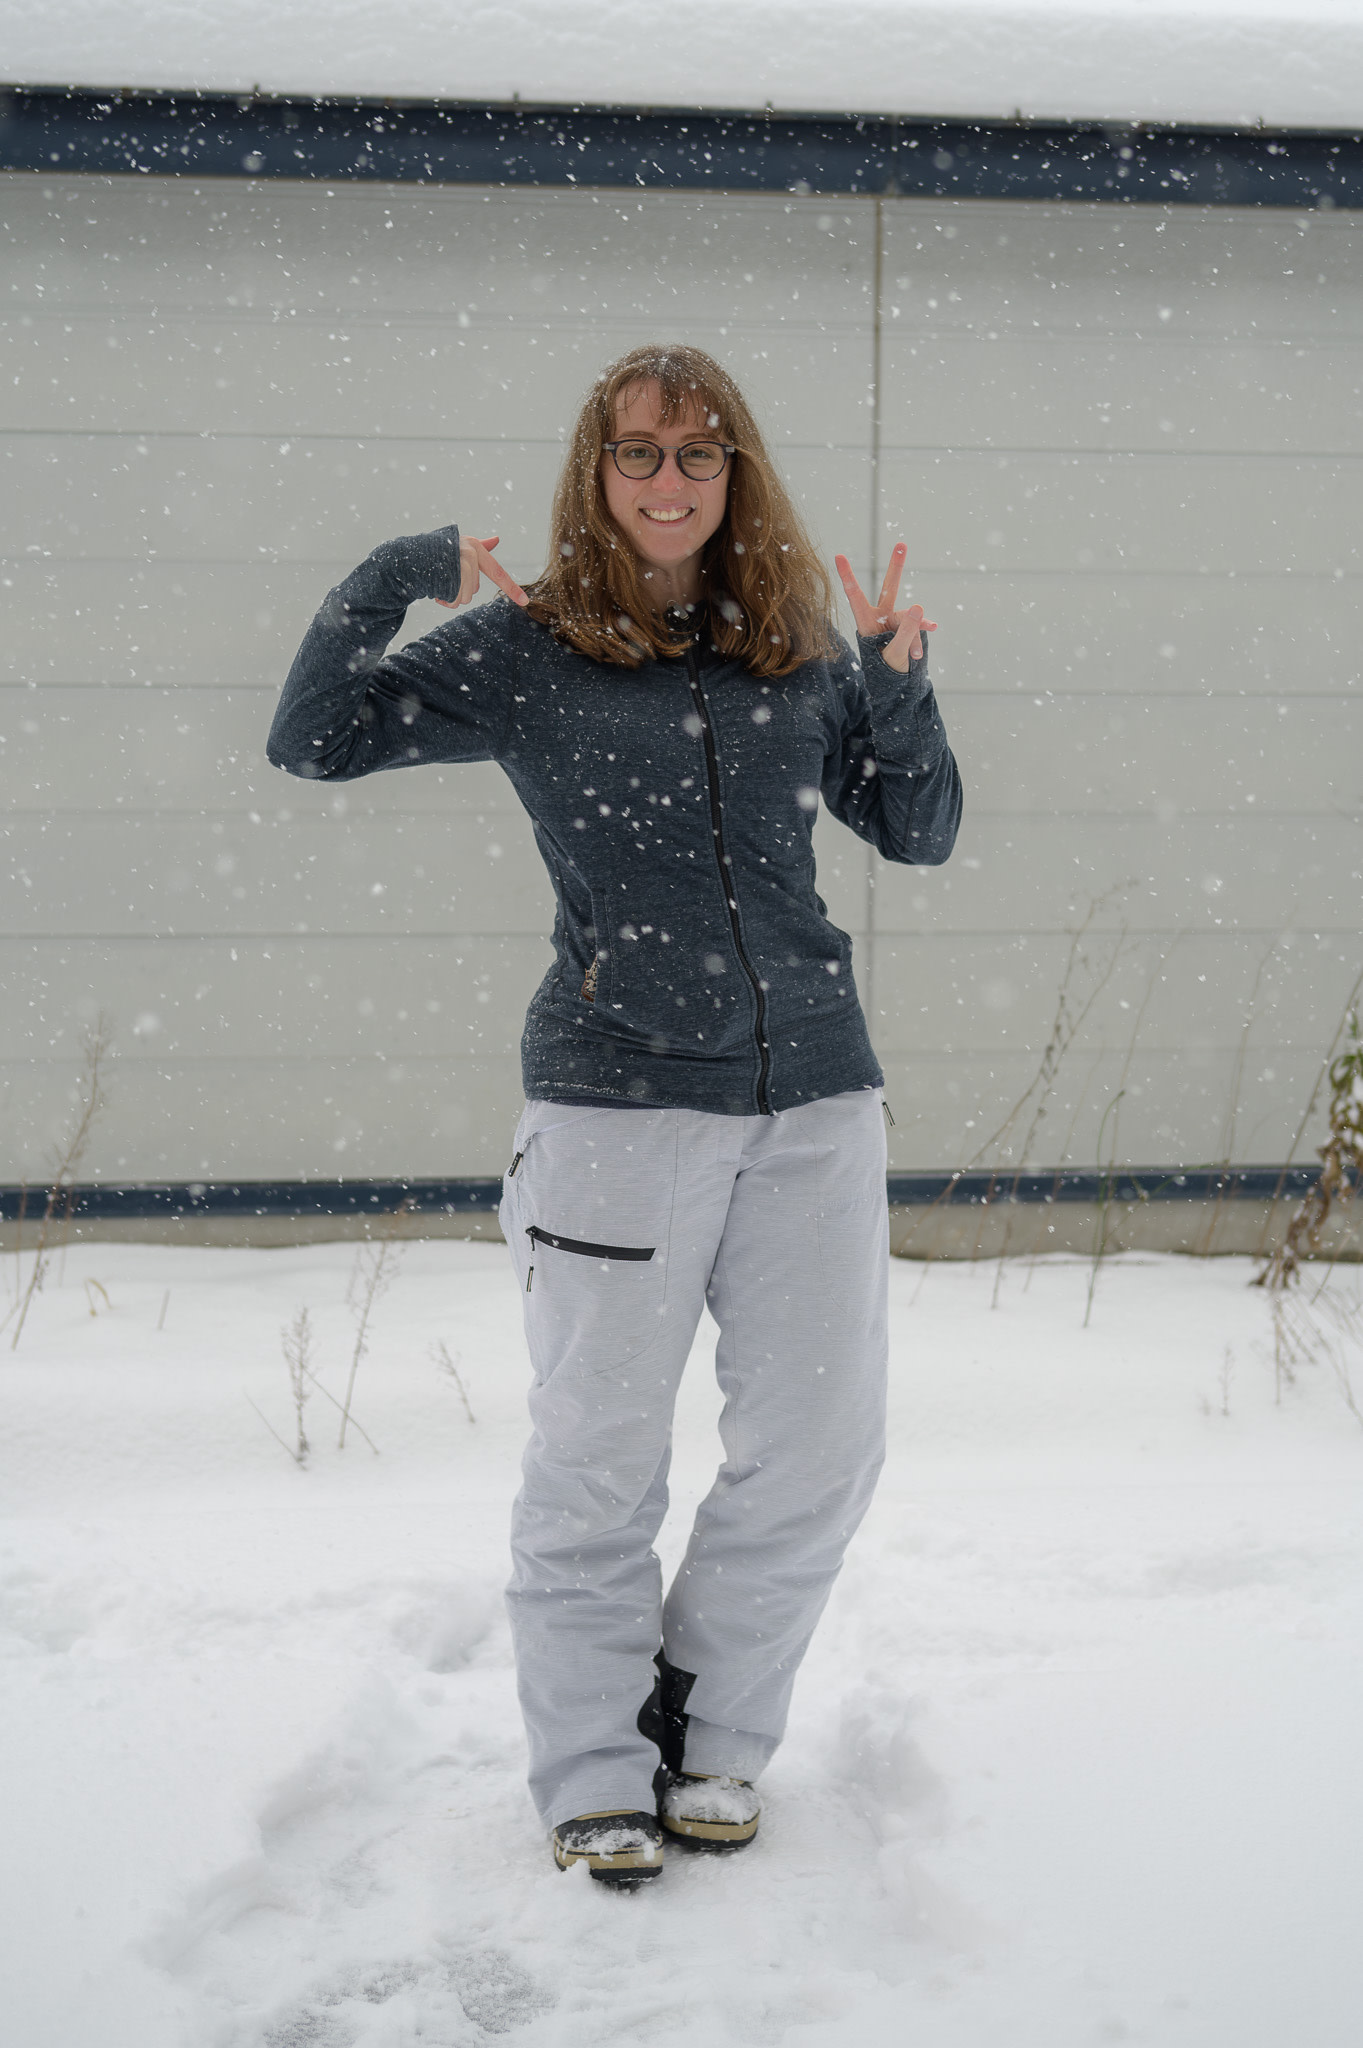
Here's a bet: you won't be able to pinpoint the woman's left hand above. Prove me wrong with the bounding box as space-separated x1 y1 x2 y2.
834 543 936 673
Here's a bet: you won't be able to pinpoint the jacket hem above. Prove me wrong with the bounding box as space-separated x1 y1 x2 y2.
521 1006 884 1117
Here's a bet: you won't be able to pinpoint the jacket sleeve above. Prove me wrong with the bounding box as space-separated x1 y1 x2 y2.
820 631 963 866
266 525 519 781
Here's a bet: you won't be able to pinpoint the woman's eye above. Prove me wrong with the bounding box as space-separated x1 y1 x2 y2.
622 443 655 460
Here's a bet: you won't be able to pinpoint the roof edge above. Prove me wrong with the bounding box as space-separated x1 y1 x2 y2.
2 87 1361 205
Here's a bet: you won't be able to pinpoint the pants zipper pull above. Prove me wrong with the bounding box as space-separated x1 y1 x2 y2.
882 1100 896 1129
507 1150 523 1178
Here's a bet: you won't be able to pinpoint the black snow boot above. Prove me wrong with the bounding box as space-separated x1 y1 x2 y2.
551 1810 665 1886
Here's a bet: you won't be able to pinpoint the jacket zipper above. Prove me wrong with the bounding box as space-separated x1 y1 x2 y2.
683 641 773 1115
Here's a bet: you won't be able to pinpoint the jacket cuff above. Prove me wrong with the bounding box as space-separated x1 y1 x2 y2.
366 525 463 606
855 630 932 699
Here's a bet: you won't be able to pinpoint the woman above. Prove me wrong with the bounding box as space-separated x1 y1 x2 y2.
268 344 961 1886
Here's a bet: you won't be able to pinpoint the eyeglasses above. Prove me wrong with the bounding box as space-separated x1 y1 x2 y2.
603 438 737 482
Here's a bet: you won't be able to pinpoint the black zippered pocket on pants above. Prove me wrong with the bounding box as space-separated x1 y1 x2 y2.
526 1226 656 1262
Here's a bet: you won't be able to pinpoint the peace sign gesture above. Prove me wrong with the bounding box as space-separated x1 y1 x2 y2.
436 534 530 610
833 542 936 673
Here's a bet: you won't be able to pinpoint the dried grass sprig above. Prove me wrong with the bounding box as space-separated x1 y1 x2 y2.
8 1015 112 1351
1257 1003 1363 1290
337 1198 414 1448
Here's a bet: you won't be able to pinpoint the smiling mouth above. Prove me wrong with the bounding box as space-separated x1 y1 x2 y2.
640 507 694 524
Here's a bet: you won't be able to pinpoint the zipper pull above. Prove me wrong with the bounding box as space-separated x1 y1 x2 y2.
524 1224 535 1292
526 1263 534 1294
507 1150 523 1178
882 1100 896 1129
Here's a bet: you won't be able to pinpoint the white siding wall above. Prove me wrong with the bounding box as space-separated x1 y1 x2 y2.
2 175 1359 1182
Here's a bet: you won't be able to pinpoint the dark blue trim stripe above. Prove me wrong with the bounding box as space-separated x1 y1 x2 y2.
0 1167 1325 1223
2 88 1360 205
0 1179 505 1220
885 1167 1327 1208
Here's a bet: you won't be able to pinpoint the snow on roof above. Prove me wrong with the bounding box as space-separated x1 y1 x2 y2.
2 0 1361 134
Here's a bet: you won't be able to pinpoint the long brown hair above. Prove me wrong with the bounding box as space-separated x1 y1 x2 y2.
525 344 837 678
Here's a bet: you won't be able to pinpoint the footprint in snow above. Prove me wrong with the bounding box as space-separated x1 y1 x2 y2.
261 1949 551 2045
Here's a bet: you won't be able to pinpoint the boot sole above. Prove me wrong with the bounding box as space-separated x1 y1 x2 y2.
660 1813 759 1850
554 1843 664 1885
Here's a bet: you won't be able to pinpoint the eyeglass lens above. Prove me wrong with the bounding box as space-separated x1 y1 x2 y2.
612 440 729 481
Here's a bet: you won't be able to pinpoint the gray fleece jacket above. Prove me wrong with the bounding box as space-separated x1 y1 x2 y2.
267 526 962 1117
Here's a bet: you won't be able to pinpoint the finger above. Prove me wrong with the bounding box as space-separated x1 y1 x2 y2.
833 553 878 635
876 610 918 667
436 535 500 607
476 547 530 607
896 606 938 662
876 542 907 617
877 618 913 670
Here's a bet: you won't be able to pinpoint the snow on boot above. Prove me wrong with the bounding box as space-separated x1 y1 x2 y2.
552 1810 665 1886
659 1772 761 1850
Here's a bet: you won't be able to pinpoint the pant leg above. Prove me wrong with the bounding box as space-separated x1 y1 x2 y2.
501 1099 742 1829
662 1088 889 1781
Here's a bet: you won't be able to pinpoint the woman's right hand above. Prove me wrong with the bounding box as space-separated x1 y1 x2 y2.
436 534 530 610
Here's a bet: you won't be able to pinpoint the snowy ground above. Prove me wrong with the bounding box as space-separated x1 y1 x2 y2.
3 1239 1362 2048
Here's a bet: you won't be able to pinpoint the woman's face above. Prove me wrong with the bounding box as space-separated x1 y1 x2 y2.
599 381 732 600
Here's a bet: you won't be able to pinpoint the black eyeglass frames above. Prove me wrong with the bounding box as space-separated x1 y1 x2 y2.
603 438 737 482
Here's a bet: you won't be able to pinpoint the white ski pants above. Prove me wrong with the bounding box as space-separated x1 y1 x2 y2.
499 1087 889 1830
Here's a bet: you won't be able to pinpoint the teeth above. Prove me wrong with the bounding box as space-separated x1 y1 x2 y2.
642 508 691 522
